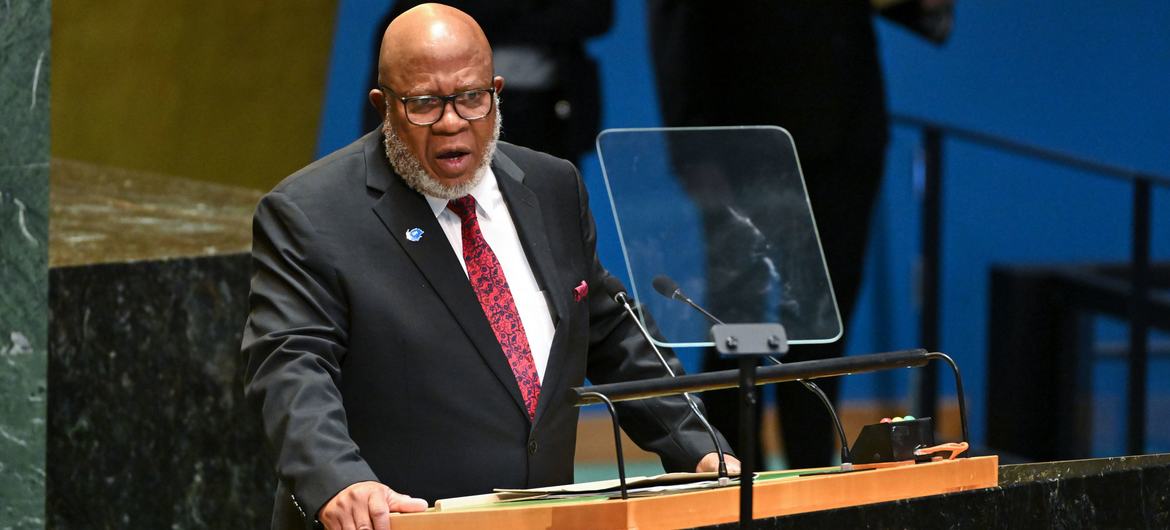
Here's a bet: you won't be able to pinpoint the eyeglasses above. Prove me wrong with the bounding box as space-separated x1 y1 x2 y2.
381 86 496 126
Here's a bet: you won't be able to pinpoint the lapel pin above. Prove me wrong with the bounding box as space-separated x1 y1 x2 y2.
405 227 424 242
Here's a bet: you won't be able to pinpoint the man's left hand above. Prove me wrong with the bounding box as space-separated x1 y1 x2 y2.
696 452 741 474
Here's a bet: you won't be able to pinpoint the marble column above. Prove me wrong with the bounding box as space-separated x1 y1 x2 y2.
0 1 51 528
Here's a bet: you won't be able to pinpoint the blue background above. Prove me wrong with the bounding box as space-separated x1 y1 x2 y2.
316 1 1170 456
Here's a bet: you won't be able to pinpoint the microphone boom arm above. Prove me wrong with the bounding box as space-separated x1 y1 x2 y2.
612 291 731 482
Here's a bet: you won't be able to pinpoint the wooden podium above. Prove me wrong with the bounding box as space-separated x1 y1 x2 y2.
389 456 998 529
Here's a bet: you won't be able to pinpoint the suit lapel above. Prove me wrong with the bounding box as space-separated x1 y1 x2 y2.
492 151 570 325
365 134 527 417
493 149 573 427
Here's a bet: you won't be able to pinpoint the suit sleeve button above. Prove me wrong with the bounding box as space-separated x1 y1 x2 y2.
528 440 538 455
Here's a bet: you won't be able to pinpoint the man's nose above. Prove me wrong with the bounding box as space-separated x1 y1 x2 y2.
431 100 470 134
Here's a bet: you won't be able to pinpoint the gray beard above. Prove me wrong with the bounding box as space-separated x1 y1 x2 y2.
382 95 501 200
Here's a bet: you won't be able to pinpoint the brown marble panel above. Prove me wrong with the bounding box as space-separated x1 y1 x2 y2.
50 159 261 267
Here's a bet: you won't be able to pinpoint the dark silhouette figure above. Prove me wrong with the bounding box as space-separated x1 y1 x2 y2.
648 0 891 469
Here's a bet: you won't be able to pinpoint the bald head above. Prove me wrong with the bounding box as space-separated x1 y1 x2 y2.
369 4 504 198
377 3 493 92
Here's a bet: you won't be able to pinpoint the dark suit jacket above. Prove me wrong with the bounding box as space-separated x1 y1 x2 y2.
242 131 727 529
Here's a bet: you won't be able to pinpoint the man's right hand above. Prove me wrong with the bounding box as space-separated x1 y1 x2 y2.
318 481 428 530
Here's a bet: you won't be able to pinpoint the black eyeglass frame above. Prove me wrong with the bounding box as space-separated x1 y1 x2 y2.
379 85 497 126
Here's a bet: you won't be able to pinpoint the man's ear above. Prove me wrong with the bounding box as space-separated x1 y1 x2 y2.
493 75 505 94
369 87 386 113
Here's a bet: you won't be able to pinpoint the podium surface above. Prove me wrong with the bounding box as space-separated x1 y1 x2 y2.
390 456 997 529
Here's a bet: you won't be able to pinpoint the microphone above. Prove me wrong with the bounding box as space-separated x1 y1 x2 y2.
651 275 684 301
650 274 853 466
602 276 732 484
652 276 724 325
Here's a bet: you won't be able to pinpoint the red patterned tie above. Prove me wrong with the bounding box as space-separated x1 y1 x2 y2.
448 196 541 420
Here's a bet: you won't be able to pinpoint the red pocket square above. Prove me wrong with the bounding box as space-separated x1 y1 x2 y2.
573 280 588 302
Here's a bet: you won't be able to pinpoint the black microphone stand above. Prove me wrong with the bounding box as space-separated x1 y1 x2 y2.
608 285 731 485
762 356 853 466
711 322 789 529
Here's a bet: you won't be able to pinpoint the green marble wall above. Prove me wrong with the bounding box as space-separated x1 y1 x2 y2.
0 0 51 528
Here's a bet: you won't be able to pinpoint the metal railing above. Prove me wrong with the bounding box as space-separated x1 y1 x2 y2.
893 113 1169 455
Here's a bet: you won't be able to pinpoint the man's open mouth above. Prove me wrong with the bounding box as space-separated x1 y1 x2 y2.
437 149 470 160
433 148 473 174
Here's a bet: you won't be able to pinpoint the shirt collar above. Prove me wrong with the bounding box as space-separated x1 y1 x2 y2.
423 166 503 221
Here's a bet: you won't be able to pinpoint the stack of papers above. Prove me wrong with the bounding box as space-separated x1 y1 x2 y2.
435 471 742 511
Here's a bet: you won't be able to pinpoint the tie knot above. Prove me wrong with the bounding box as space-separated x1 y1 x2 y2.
448 195 477 222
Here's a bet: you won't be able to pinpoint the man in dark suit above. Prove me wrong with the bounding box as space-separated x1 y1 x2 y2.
242 5 735 530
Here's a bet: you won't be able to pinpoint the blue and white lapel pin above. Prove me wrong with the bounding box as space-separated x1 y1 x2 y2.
405 227 425 242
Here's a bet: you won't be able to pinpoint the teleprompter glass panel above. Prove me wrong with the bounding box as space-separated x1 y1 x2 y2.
597 126 841 347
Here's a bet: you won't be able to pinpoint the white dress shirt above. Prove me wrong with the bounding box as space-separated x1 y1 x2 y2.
423 169 556 383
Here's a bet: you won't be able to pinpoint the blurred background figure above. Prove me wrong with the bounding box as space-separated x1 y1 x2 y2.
647 0 952 469
365 1 613 167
